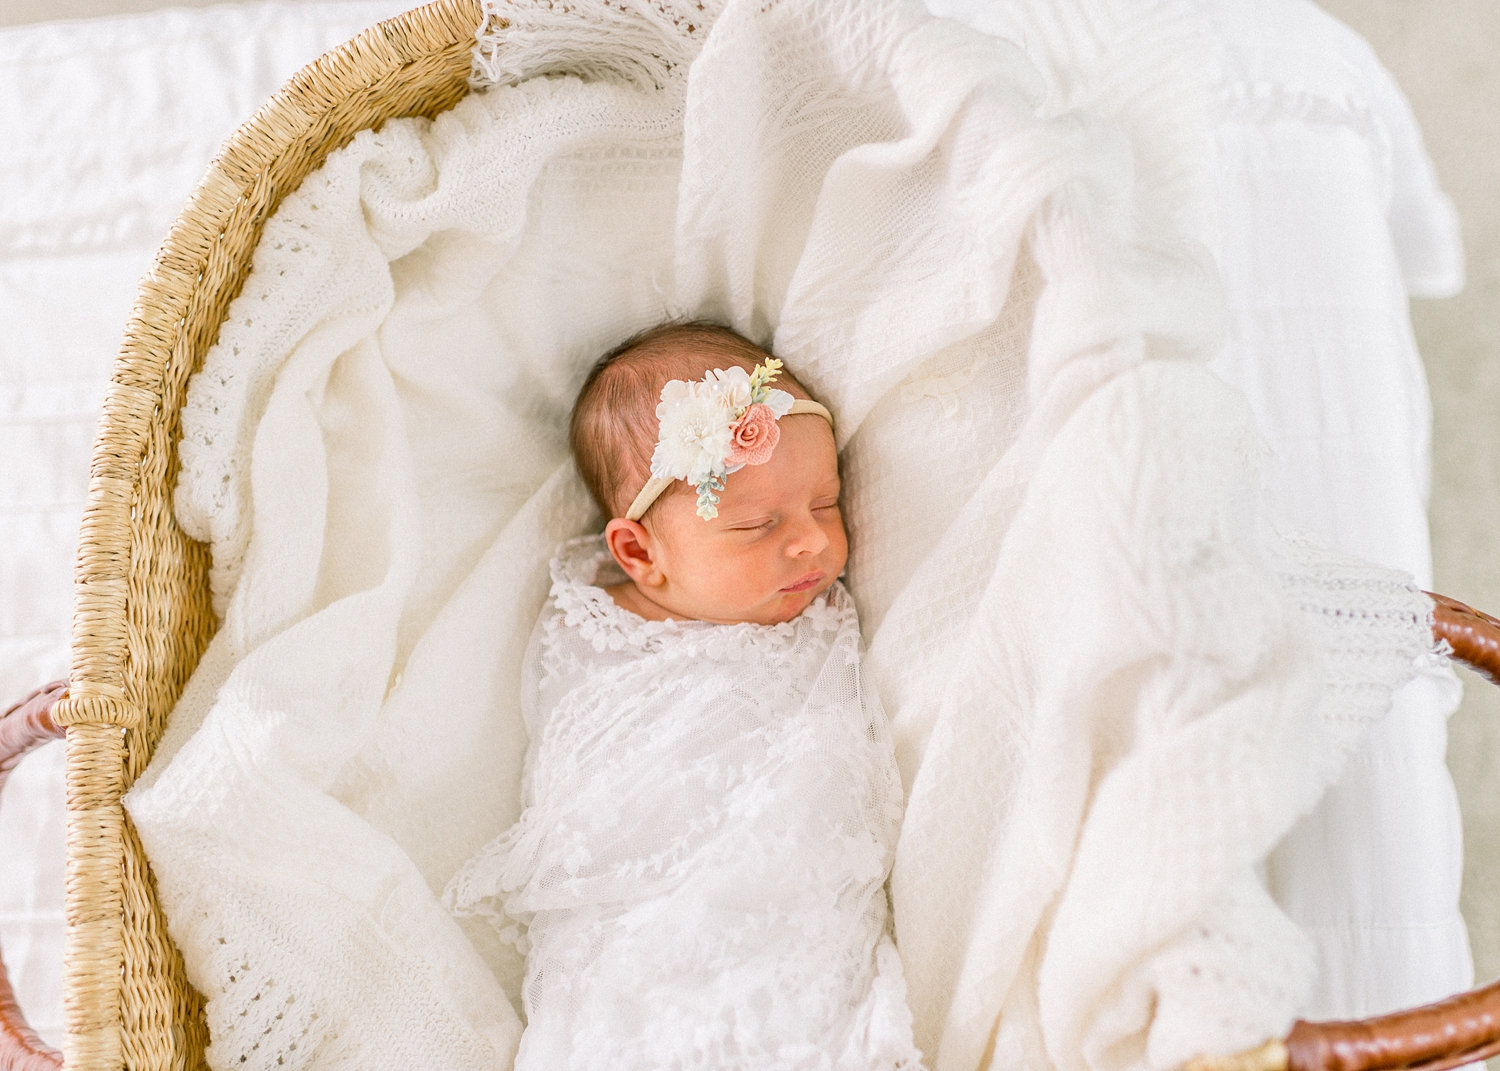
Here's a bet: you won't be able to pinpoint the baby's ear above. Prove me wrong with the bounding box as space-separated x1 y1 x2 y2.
604 518 662 587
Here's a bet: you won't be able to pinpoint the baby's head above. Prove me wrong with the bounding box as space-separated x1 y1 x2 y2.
572 322 846 626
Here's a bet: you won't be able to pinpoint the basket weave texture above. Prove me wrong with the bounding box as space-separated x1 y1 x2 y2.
51 3 484 1066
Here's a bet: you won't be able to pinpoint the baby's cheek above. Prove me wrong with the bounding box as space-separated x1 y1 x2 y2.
731 555 777 600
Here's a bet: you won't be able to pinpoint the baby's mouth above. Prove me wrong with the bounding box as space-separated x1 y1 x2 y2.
780 571 825 594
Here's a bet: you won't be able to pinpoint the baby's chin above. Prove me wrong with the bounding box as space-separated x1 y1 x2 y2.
748 581 833 626
621 574 836 626
678 590 822 627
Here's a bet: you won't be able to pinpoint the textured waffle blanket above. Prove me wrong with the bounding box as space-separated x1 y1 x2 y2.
122 0 1438 1069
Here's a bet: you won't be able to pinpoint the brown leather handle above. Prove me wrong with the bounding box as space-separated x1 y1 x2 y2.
1187 590 1500 1071
1284 979 1500 1071
1428 591 1500 686
0 681 67 1071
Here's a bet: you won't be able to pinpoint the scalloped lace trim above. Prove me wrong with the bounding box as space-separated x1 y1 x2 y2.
548 535 852 658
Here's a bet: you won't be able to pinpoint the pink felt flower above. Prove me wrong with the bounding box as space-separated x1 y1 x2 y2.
726 404 780 467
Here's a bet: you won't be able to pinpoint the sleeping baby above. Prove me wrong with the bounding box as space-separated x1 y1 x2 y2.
446 322 925 1070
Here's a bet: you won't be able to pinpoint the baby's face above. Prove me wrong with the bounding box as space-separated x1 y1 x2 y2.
642 414 847 626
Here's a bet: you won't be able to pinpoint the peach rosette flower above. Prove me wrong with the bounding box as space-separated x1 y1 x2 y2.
725 404 781 468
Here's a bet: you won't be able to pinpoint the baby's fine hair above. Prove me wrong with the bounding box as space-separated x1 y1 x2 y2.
570 321 814 520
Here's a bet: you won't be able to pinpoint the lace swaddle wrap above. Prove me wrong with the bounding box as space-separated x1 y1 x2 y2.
447 537 922 1071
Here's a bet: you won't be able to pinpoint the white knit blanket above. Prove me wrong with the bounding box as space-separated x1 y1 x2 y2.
123 1 1436 1069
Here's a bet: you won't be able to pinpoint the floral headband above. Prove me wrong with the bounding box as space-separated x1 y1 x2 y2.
625 358 833 521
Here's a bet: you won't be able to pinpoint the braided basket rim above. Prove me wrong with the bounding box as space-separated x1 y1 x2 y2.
55 3 485 1067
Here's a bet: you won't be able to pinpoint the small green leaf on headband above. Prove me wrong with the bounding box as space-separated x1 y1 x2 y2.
695 473 725 520
748 358 784 404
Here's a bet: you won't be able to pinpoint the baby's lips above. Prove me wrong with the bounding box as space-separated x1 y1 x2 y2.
781 571 826 594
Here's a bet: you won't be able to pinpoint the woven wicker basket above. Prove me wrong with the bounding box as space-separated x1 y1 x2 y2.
4 4 483 1068
1 1 1499 1068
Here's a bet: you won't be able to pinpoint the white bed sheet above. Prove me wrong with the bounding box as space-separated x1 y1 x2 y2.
0 1 413 1047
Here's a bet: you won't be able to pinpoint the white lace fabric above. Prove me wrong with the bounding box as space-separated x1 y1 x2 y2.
446 537 922 1071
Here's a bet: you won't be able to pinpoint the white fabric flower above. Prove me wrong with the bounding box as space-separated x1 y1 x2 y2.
650 378 738 486
762 387 794 418
703 365 754 411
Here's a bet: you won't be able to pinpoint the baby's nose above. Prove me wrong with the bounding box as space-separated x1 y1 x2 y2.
787 513 829 556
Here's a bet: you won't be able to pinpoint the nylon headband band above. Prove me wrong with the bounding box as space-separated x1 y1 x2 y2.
623 399 834 521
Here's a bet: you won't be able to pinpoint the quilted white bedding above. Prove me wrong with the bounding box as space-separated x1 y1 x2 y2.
0 0 1470 1059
